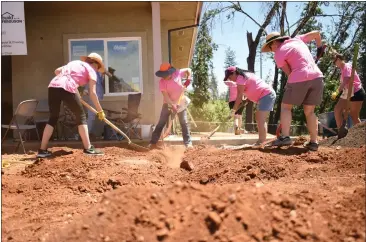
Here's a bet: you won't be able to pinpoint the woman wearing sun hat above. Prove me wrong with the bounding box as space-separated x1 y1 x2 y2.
149 63 193 150
224 66 276 146
37 53 106 158
332 53 365 129
261 31 325 151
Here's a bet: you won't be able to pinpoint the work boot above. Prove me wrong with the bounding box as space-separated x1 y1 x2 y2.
37 149 52 158
234 127 241 135
303 141 319 151
270 136 292 147
148 144 163 150
84 145 104 155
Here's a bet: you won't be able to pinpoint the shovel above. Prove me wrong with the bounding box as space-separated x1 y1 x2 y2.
78 96 150 152
202 100 248 140
338 43 359 139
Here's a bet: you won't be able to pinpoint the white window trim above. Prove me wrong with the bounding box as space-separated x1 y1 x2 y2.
68 37 143 97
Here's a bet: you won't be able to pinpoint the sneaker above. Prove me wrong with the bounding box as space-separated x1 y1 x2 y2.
148 144 163 150
252 140 264 148
37 149 52 158
303 141 319 151
185 143 194 150
270 136 292 147
239 128 248 134
83 145 104 155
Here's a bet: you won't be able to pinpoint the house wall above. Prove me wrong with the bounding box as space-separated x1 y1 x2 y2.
11 2 159 127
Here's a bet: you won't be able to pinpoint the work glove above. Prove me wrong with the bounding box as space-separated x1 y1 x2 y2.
183 79 192 87
169 104 178 113
230 109 236 118
331 90 339 100
97 110 106 121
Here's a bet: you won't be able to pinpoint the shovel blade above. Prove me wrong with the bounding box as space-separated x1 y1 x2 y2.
129 143 150 152
337 121 348 139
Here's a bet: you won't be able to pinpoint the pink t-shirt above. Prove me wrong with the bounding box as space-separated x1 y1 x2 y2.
159 69 186 104
341 63 362 93
274 34 323 84
224 81 238 102
236 73 272 103
48 60 97 93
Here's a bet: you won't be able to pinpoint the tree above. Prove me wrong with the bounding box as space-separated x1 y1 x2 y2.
224 47 237 68
209 70 219 100
356 7 366 118
190 12 218 108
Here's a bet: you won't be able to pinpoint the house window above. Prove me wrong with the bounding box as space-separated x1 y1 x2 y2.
68 37 143 96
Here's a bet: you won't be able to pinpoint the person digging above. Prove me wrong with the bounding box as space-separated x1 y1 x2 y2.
37 53 106 158
224 78 248 135
261 31 326 151
224 66 277 146
148 63 193 150
332 53 365 131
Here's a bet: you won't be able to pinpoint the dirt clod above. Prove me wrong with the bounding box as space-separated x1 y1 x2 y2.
180 160 194 171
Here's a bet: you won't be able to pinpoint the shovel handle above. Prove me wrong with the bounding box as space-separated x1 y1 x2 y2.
77 94 132 144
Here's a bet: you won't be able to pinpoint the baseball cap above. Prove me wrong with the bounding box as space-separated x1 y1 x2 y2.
223 66 237 81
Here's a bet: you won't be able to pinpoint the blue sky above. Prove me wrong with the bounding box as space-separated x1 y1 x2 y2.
202 2 339 94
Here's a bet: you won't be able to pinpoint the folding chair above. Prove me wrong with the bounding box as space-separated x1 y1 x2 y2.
1 99 40 154
58 102 79 140
105 93 142 140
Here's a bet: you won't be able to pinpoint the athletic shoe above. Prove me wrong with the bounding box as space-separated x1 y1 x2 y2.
36 149 52 158
185 143 194 150
83 145 104 155
270 136 292 146
303 141 319 151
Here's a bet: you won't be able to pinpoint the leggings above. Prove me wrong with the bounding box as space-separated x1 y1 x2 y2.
47 87 86 127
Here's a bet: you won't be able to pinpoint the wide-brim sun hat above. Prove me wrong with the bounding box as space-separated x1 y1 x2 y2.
223 66 237 81
80 52 105 73
261 32 290 53
155 63 176 78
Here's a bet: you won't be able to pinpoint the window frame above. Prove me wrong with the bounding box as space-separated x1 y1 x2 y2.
68 37 143 97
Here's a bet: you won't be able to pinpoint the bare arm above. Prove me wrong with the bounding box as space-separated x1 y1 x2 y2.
339 77 350 91
180 68 192 78
301 30 322 47
55 67 63 75
281 62 292 77
88 80 103 112
232 85 245 111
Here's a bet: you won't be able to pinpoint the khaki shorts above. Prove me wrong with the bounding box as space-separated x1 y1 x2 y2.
282 77 324 106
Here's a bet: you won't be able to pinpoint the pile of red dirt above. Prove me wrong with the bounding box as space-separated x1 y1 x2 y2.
320 122 366 148
2 145 365 242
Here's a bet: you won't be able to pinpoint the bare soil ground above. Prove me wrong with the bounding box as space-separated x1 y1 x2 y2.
2 127 365 242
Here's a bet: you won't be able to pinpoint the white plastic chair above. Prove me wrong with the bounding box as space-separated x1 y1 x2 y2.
2 99 40 154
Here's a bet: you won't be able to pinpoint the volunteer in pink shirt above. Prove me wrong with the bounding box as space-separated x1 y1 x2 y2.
224 79 247 135
37 53 106 158
261 31 325 151
332 53 365 128
149 63 193 150
224 66 276 146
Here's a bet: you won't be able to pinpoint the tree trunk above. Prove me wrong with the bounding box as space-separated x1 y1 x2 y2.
269 66 279 125
274 73 287 124
245 31 258 131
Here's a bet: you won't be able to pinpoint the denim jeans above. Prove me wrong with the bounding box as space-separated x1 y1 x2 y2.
150 104 192 145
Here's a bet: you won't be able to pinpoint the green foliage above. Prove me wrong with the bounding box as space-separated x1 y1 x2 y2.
189 99 230 123
190 12 218 108
209 70 219 100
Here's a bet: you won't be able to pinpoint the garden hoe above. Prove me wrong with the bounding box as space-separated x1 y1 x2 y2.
338 43 359 139
78 94 150 152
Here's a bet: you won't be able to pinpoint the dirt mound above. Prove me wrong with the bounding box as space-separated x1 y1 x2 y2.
49 182 365 242
2 145 365 242
320 122 366 148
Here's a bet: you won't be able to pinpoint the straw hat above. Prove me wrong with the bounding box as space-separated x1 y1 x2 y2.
155 63 176 78
261 32 290 53
80 53 105 73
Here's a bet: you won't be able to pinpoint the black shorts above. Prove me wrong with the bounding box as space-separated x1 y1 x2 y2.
47 87 86 127
229 101 245 115
350 88 366 102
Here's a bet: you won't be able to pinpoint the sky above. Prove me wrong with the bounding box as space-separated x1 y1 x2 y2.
201 1 339 95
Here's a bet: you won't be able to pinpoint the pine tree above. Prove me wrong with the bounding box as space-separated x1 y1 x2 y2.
209 69 219 100
224 47 237 69
190 12 218 108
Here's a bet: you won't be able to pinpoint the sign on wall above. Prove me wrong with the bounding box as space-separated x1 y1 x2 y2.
1 2 27 55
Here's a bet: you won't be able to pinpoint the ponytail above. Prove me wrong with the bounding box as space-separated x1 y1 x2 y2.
236 67 254 78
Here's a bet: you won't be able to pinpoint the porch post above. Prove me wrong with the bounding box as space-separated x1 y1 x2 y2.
151 2 163 124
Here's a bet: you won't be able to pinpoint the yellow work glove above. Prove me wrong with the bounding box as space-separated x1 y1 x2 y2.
331 90 339 100
97 110 106 121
